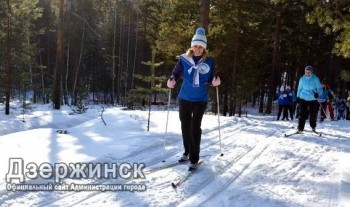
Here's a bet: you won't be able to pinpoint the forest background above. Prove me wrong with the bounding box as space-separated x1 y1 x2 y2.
1 0 350 116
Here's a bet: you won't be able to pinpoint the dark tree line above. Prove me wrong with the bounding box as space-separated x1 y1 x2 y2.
1 0 350 115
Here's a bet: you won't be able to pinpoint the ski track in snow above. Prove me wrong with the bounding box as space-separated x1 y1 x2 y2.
200 124 347 207
1 117 256 207
62 121 287 207
180 127 282 206
32 120 256 206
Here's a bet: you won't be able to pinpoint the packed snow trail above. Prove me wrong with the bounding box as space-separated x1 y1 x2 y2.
32 119 256 206
73 123 287 207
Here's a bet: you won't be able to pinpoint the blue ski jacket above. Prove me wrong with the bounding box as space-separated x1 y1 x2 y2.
297 74 323 101
171 54 215 102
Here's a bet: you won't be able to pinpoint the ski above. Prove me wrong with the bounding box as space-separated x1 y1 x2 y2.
171 160 203 188
56 129 68 134
284 130 322 137
284 131 302 137
310 130 322 137
145 160 189 174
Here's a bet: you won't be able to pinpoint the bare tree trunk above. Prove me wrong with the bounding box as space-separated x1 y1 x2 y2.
229 27 240 116
29 65 33 101
28 37 33 96
259 87 265 113
38 40 46 104
64 40 70 105
200 0 209 31
266 12 281 114
117 10 123 104
223 94 228 116
53 0 66 110
131 10 139 89
5 0 12 115
45 2 51 105
112 9 117 105
72 23 85 105
125 13 131 96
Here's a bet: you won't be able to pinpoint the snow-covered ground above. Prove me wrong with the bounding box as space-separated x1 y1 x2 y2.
0 102 349 207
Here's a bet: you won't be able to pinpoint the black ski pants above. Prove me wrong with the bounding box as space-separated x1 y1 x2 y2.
179 99 207 164
346 106 350 120
277 104 288 120
298 99 319 131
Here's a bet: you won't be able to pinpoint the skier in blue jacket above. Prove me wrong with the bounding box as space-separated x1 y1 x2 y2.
317 83 335 121
285 86 296 120
167 27 221 171
296 65 323 132
275 85 292 120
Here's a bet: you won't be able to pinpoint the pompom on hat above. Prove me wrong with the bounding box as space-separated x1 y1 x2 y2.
191 27 207 49
305 65 313 72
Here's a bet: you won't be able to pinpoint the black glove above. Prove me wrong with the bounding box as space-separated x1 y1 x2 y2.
314 93 319 98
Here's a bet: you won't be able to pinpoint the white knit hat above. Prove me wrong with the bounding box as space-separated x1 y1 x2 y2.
280 85 285 92
191 27 207 49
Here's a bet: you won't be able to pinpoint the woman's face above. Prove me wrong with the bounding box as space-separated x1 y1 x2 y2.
305 69 312 77
192 45 204 56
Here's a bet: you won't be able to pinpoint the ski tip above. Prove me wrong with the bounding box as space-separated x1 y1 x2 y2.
57 129 68 134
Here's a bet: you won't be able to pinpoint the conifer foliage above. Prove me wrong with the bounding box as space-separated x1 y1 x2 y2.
0 0 349 115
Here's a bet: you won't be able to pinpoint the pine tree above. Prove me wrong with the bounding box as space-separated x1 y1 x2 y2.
132 47 167 131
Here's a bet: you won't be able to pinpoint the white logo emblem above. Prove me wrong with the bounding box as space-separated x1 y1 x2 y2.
197 63 210 74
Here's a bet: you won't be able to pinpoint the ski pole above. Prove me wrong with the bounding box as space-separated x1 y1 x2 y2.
216 86 223 156
318 102 329 120
164 88 171 150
